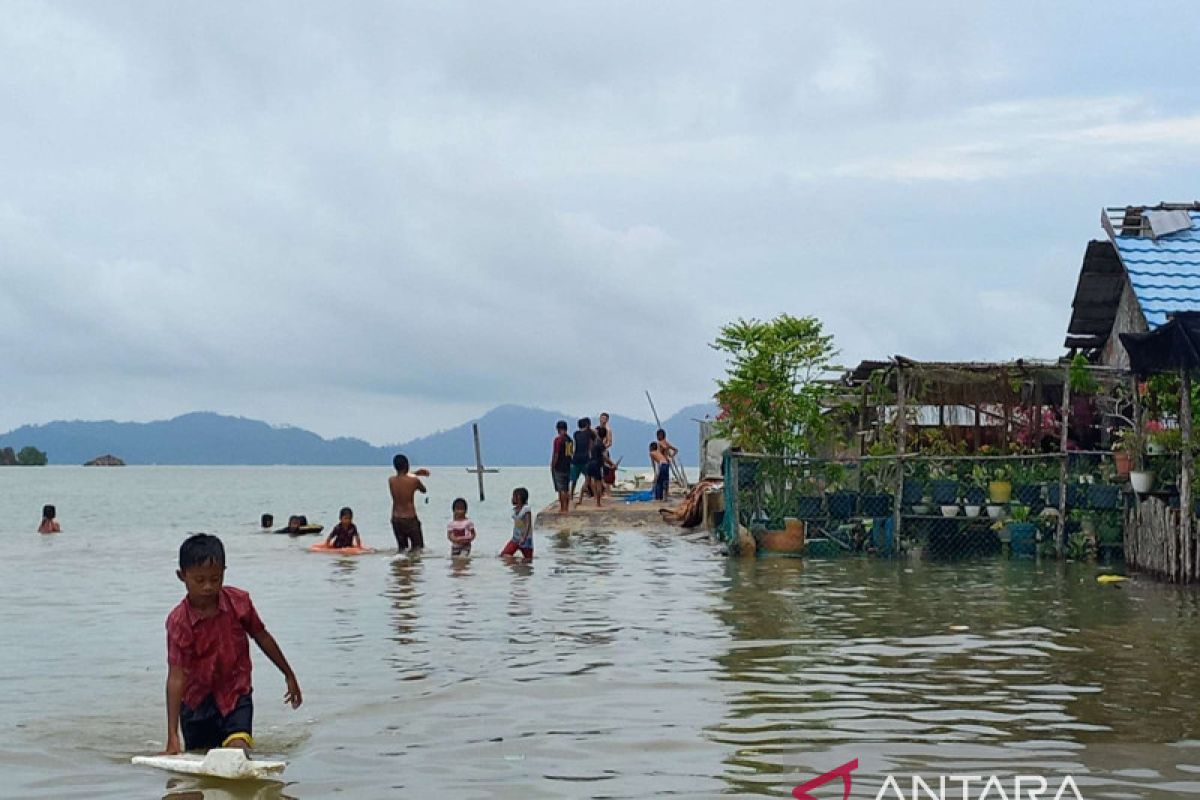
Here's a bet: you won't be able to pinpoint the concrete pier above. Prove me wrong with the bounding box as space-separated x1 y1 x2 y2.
535 497 680 531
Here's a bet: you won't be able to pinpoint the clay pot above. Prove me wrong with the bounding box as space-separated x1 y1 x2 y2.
760 517 806 553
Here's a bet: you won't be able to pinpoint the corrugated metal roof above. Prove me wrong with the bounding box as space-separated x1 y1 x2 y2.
1110 210 1200 329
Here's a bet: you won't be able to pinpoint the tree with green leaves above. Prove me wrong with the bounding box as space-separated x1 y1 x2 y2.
711 314 840 456
16 446 48 466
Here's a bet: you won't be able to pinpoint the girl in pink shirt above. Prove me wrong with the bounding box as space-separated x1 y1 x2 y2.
446 498 477 557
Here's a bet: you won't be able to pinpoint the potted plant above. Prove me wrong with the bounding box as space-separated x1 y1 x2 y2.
1116 425 1154 493
1086 460 1121 510
1148 425 1182 455
962 463 987 517
1011 461 1045 507
824 462 858 520
1047 473 1086 509
927 460 959 505
1005 504 1037 558
988 463 1013 504
964 464 988 504
861 449 897 518
792 473 824 519
1145 420 1168 454
1112 449 1132 478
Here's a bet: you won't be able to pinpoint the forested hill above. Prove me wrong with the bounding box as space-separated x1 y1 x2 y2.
0 404 716 465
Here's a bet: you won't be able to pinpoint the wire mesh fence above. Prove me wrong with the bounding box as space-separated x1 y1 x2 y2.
723 451 1128 561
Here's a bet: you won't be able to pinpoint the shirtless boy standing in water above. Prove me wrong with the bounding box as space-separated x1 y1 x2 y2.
389 454 430 552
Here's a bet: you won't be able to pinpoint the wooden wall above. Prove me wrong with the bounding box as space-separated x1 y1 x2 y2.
1126 497 1200 583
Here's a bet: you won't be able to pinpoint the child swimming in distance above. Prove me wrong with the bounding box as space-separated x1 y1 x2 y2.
325 507 362 549
446 498 477 557
38 504 60 534
500 487 533 560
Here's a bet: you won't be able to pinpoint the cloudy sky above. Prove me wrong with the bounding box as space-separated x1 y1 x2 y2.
4 2 1200 443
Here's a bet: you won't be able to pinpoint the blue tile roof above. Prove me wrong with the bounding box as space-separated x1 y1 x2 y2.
1112 211 1200 328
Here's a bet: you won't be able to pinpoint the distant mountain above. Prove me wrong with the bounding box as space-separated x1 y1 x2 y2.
0 412 382 465
401 403 718 467
0 404 717 466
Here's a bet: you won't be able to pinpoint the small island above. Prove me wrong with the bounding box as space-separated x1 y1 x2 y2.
0 446 48 466
84 454 126 466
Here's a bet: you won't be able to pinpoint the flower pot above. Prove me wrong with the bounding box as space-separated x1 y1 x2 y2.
963 486 986 505
912 504 931 515
1087 483 1121 510
827 491 858 520
902 479 925 505
929 480 958 504
1046 483 1085 509
988 480 1012 504
761 517 806 553
1007 522 1037 557
794 495 824 519
987 504 1005 519
940 504 960 517
964 504 982 518
871 520 896 556
1130 470 1155 494
861 493 893 518
1113 451 1132 477
1014 484 1042 506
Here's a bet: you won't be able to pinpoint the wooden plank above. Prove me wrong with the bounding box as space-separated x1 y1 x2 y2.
1057 364 1070 556
893 366 906 545
1182 370 1194 582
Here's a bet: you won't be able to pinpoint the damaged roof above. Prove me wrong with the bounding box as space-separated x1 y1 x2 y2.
1105 203 1200 329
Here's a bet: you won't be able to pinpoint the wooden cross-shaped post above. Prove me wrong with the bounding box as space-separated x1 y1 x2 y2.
465 423 499 501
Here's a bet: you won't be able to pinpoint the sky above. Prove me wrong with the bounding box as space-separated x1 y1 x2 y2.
4 1 1200 444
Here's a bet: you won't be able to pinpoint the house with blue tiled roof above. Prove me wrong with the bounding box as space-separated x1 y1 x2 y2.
1066 203 1200 368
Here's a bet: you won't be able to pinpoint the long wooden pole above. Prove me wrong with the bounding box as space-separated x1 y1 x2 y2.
1181 370 1193 582
464 423 499 502
893 365 907 546
1057 364 1071 557
473 424 486 501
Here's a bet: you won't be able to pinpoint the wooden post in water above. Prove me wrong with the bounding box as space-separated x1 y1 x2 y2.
1180 369 1193 582
1056 364 1071 557
465 423 499 502
858 382 869 458
892 365 907 545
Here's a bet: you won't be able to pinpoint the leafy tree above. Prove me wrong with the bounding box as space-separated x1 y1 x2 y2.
711 314 840 455
16 446 48 466
0 447 15 466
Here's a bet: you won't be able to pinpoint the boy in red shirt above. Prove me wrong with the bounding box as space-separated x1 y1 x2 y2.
162 533 302 754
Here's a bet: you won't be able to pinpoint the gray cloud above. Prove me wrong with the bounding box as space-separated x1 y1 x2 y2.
3 2 1200 441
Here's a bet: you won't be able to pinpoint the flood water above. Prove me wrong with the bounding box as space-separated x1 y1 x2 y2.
2 466 1200 799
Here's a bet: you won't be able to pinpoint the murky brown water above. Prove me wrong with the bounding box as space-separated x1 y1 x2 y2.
2 468 1199 798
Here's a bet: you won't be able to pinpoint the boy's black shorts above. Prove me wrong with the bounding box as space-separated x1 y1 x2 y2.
391 516 424 550
181 691 254 750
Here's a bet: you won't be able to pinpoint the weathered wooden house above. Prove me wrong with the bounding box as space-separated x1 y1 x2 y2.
1066 203 1200 368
